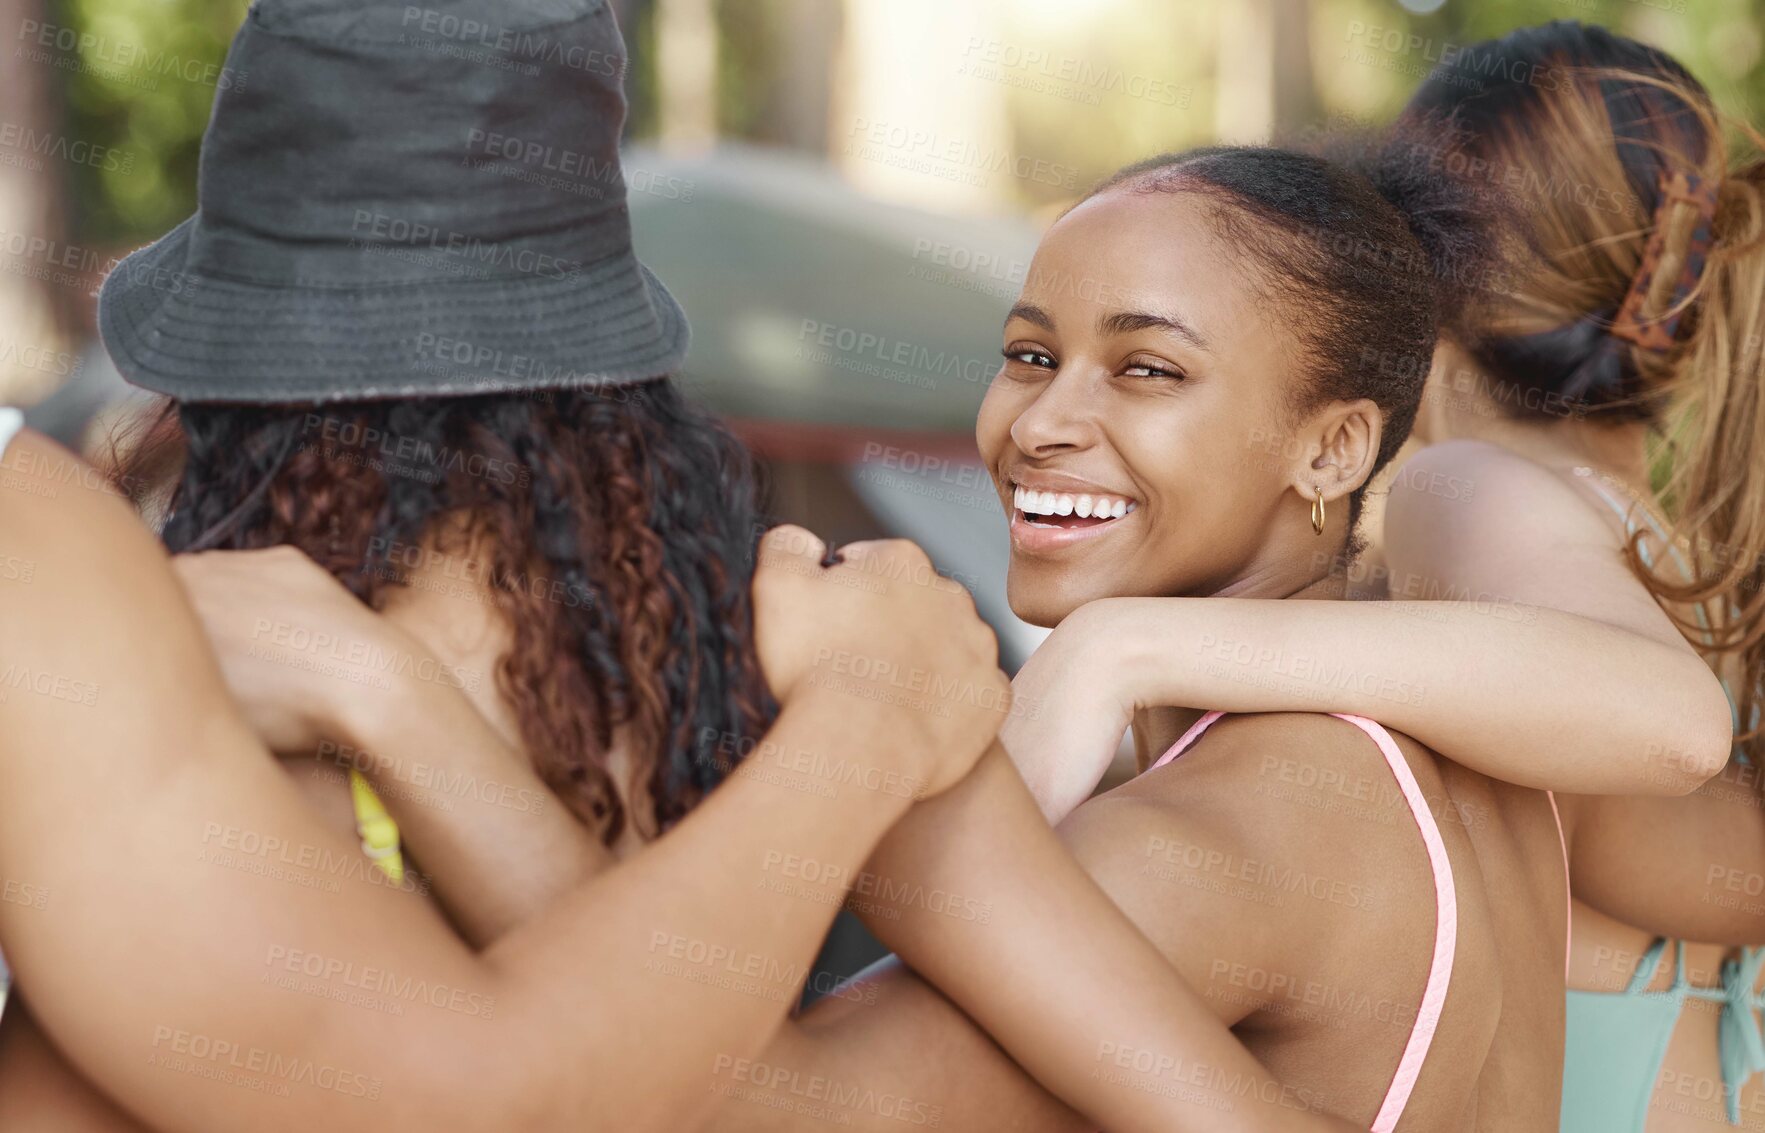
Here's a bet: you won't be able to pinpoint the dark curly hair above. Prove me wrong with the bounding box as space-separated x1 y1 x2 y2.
120 379 775 845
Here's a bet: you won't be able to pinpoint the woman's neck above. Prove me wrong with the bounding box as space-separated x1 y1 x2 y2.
1424 343 1653 495
1130 572 1345 769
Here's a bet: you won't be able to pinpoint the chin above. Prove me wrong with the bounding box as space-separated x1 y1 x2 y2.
1005 568 1099 629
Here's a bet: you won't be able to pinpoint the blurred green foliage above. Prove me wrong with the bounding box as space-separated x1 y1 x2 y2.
48 0 1765 248
51 0 249 246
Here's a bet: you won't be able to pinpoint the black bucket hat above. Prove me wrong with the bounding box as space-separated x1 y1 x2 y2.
98 0 687 404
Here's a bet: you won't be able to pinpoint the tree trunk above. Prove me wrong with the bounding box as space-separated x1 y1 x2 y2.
0 0 71 407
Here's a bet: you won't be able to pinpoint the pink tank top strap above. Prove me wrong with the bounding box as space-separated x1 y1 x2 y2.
1148 709 1229 771
1547 790 1571 978
1148 711 1457 1132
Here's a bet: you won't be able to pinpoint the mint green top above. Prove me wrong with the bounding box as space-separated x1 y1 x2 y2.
1562 940 1765 1130
1561 471 1765 1129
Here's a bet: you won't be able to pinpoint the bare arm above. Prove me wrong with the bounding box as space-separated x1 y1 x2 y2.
823 743 1356 1132
0 433 987 1133
1008 440 1730 820
705 740 1363 1133
1562 761 1765 944
235 616 1353 1131
173 547 609 950
341 692 607 948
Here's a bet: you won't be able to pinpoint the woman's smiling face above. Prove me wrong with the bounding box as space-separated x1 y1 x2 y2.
977 187 1334 627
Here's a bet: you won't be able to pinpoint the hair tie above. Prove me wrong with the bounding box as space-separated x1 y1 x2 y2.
1609 169 1720 353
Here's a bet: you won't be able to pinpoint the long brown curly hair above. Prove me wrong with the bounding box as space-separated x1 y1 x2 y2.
119 379 775 845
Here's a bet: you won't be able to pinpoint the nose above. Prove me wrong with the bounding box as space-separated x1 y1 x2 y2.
1008 368 1097 459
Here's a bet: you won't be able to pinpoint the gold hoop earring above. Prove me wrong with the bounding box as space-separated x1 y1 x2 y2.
1310 493 1326 536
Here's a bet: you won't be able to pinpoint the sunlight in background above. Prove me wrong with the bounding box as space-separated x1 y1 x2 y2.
1010 0 1129 33
833 0 1013 214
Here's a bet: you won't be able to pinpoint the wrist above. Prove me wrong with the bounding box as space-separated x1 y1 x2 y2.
322 638 440 762
1062 599 1150 708
767 688 928 816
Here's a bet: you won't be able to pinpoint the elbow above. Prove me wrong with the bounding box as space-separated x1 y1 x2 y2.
1652 655 1733 793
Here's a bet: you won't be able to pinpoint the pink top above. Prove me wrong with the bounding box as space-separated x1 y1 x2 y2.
1149 711 1459 1132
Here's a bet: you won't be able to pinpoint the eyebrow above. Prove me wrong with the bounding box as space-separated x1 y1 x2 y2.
1005 302 1055 331
1004 302 1211 355
1098 309 1211 353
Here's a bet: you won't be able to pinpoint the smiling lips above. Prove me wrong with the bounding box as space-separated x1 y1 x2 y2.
1009 482 1138 552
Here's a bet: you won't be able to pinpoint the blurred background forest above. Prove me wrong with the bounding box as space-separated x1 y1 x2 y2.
21 0 1765 246
6 0 1762 400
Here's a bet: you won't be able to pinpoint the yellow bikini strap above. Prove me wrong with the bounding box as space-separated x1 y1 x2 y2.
348 769 404 885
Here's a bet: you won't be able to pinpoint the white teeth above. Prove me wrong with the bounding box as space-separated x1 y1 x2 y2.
1012 484 1138 520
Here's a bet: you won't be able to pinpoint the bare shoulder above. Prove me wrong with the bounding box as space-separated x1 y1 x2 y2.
0 429 162 568
0 429 240 762
1385 440 1687 647
1388 439 1616 553
1057 713 1438 1022
0 429 182 644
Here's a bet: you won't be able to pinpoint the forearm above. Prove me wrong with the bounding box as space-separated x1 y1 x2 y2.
4 693 914 1133
329 670 605 947
479 691 917 1129
849 746 1351 1133
1092 596 1728 795
710 958 1084 1132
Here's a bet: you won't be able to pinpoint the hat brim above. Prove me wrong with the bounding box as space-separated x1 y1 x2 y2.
98 217 689 404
